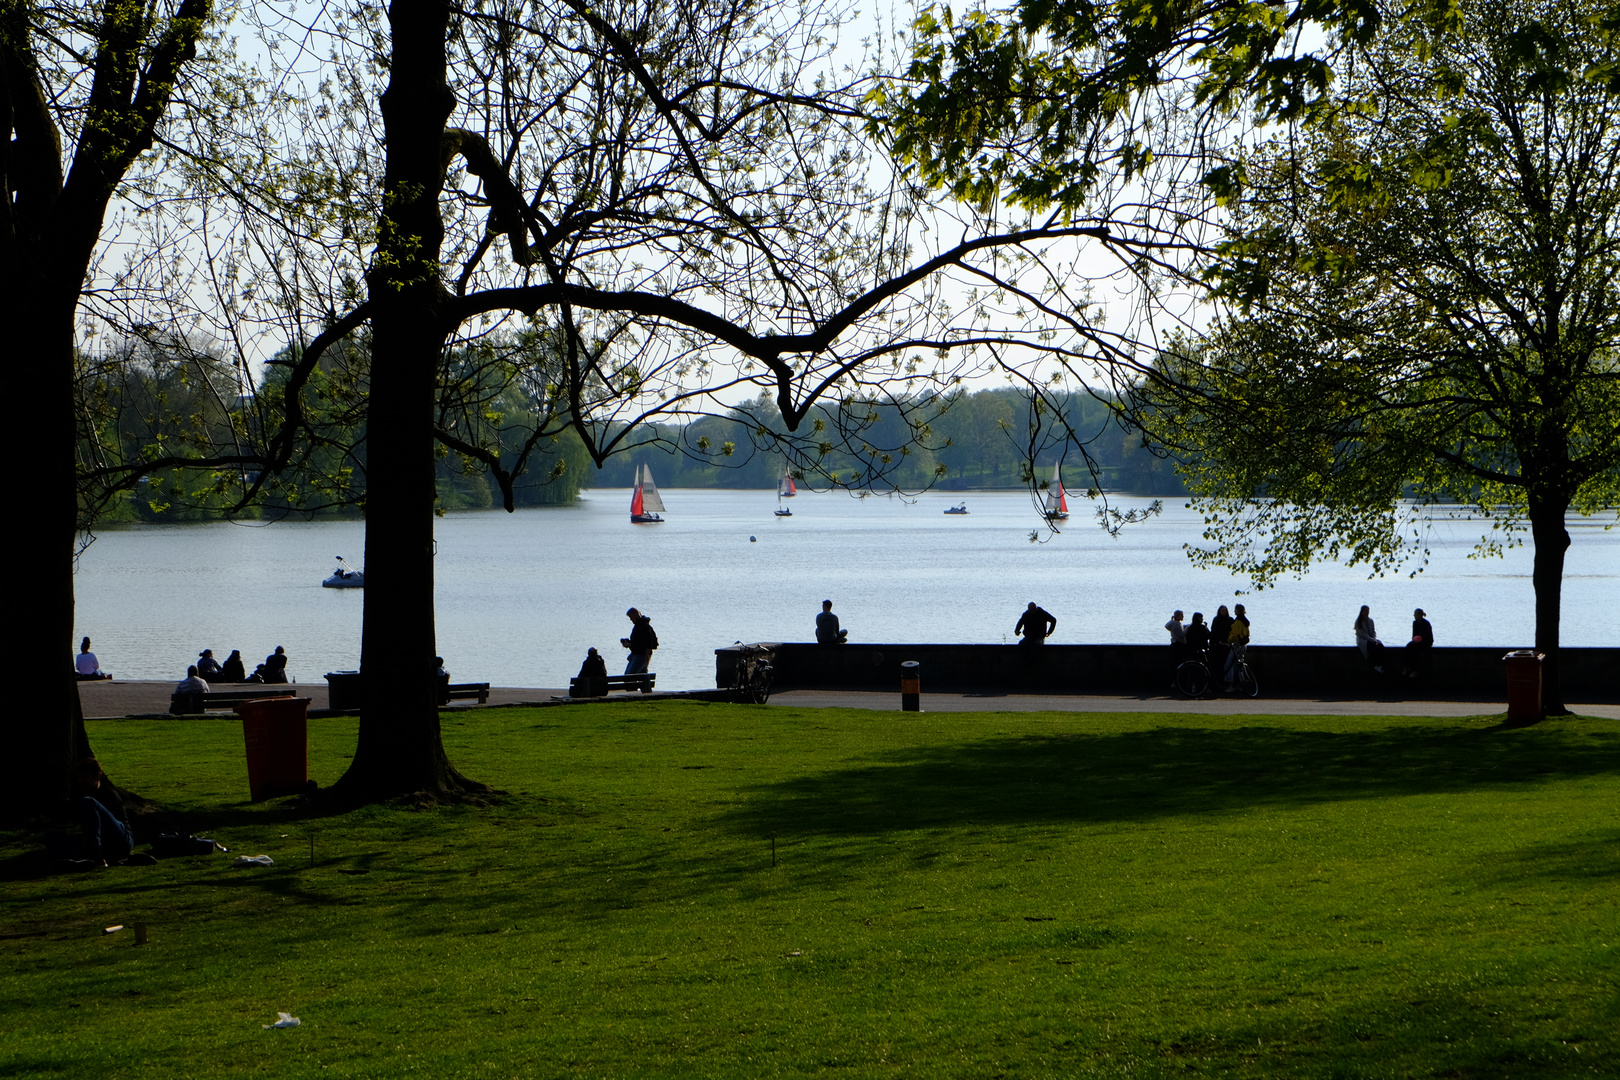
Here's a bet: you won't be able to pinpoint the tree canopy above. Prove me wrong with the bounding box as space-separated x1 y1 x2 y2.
884 0 1620 712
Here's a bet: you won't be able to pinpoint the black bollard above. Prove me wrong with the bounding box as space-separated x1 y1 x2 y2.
900 660 921 712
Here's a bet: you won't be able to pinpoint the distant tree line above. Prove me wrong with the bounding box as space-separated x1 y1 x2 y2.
78 335 592 525
585 387 1187 495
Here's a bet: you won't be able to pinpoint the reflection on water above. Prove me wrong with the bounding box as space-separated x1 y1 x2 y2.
74 490 1618 691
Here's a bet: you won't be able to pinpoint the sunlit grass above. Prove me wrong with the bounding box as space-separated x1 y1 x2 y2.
3 703 1616 1078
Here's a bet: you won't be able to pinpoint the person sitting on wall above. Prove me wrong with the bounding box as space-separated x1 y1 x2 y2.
815 600 849 645
262 646 289 684
1015 602 1057 645
220 650 247 682
197 649 223 680
75 637 111 681
1403 608 1434 679
1355 605 1388 673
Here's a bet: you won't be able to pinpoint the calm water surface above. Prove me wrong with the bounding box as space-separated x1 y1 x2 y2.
74 489 1618 691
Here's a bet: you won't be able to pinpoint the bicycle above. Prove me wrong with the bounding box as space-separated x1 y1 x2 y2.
731 643 774 704
1175 645 1259 698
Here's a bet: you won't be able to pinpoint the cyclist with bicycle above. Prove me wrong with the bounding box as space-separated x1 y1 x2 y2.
1223 604 1251 691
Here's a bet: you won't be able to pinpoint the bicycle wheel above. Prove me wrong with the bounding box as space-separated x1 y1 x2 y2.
1175 660 1210 697
747 663 772 705
1236 663 1259 698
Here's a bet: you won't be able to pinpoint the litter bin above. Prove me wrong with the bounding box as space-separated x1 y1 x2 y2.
900 660 921 712
1503 651 1544 723
237 697 312 801
325 670 365 711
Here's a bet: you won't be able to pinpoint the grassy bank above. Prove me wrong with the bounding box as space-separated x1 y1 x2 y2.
2 703 1615 1078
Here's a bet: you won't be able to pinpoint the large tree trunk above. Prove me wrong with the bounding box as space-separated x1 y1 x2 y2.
1527 493 1571 717
5 278 96 822
332 0 484 801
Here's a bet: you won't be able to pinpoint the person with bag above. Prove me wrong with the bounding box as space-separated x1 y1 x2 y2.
621 608 659 675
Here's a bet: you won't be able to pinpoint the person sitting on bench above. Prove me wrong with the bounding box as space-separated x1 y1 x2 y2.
576 647 609 696
175 665 210 694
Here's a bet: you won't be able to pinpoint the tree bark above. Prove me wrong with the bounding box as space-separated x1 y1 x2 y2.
6 276 96 821
1527 493 1571 717
332 0 484 801
3 0 212 822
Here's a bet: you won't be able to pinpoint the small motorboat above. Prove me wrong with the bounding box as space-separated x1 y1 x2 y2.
944 502 969 515
322 556 364 589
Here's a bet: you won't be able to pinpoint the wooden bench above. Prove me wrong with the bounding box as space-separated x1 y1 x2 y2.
440 682 491 705
170 687 297 715
568 672 656 697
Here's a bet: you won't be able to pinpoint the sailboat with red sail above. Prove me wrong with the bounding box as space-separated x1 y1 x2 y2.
1043 464 1070 521
630 463 666 523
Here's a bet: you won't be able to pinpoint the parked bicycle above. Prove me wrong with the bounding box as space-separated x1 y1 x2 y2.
1175 644 1259 698
731 643 774 704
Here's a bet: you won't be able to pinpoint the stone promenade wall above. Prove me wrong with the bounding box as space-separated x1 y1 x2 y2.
714 643 1618 703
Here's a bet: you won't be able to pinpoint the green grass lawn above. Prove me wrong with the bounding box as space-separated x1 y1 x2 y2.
3 703 1616 1078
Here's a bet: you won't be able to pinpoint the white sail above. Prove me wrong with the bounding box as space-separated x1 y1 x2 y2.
639 464 667 513
1043 465 1068 518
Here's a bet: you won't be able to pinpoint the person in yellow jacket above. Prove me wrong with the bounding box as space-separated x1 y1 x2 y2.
1224 603 1250 690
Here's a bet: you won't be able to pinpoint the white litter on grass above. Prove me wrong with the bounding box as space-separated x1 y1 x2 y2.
233 855 274 867
263 1013 301 1029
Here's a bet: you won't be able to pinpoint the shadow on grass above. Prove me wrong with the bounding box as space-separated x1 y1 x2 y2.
716 721 1620 840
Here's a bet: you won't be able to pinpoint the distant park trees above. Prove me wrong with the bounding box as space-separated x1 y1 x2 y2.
589 387 1185 495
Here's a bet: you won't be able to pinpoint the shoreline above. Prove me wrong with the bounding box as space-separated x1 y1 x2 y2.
74 679 1620 720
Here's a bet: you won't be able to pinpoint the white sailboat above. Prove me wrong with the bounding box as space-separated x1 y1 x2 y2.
1043 465 1070 521
774 467 795 516
630 463 666 523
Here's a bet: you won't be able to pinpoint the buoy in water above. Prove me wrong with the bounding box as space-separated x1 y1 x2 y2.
749 535 757 542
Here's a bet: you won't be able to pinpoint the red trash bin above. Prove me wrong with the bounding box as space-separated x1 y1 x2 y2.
1502 651 1544 723
237 697 312 801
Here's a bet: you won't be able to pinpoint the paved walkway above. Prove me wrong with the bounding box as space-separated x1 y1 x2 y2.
76 680 1618 719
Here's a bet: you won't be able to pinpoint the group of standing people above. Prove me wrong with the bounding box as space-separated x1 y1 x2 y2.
1355 606 1433 678
1165 604 1252 692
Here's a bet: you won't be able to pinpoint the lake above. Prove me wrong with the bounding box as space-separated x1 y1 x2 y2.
73 489 1618 691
